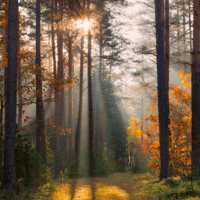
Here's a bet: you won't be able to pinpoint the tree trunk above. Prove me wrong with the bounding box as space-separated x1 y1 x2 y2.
4 0 8 133
17 13 23 129
191 0 200 174
36 0 46 162
51 0 56 150
182 0 187 71
164 0 169 90
0 0 8 182
87 0 94 177
97 12 105 149
75 33 84 170
141 53 144 144
189 0 192 69
155 0 170 179
1 0 18 190
164 0 171 174
0 95 3 181
177 0 180 70
53 0 60 178
57 0 66 171
68 33 73 165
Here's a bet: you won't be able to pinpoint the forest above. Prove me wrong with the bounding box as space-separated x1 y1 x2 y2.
0 0 200 199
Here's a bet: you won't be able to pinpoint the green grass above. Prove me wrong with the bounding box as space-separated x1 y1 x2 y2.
133 175 200 200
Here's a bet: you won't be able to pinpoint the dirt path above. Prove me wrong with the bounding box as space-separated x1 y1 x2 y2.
34 172 153 200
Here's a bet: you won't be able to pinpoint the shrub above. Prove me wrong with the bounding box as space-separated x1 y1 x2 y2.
66 160 78 178
1 189 14 200
14 130 51 188
94 148 110 176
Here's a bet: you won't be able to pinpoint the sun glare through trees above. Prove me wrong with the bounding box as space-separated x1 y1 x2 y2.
76 19 92 34
1 0 200 199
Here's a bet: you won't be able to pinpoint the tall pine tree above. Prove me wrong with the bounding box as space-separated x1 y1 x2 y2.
2 0 18 190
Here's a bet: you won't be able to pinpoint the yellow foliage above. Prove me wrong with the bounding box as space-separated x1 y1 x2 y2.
126 117 141 142
126 117 148 167
143 71 191 175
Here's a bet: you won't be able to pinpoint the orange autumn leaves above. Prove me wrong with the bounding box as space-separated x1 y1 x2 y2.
127 71 191 175
168 71 191 175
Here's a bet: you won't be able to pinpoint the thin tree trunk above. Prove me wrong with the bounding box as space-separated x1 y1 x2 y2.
164 0 171 174
68 33 73 165
0 0 8 182
189 0 192 69
17 14 23 128
51 0 56 148
155 0 170 179
52 0 60 178
87 0 94 177
4 0 8 133
98 11 105 149
75 34 84 170
177 0 180 70
1 0 18 190
57 0 66 171
141 53 144 144
36 0 46 162
164 0 169 90
0 95 3 181
183 0 187 71
45 24 52 136
192 0 200 174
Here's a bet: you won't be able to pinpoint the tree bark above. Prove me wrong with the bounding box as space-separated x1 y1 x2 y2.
182 0 187 71
164 0 171 159
36 0 46 162
4 0 8 133
97 0 105 151
87 0 94 177
57 0 66 171
0 0 8 182
189 0 192 69
75 33 84 171
141 53 144 144
0 95 3 181
68 32 73 165
155 0 170 179
177 0 180 70
191 0 200 174
1 0 18 190
17 10 23 128
51 0 56 151
52 0 61 178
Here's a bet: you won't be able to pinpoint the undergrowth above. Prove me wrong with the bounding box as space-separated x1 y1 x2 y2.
2 170 200 199
133 175 200 200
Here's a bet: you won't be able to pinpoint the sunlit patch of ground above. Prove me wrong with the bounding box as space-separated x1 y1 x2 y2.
95 185 129 200
51 177 130 200
52 183 71 200
73 185 92 199
71 179 93 200
6 171 200 199
30 172 155 200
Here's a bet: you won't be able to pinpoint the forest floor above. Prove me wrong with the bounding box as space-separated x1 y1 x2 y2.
31 170 200 200
32 170 154 200
2 169 200 199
